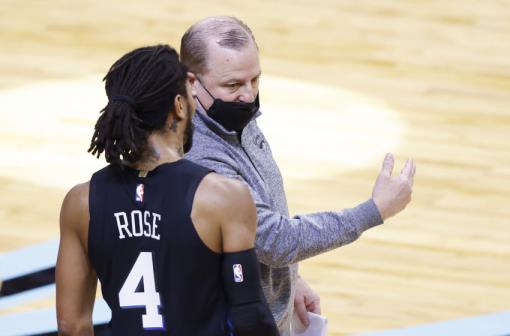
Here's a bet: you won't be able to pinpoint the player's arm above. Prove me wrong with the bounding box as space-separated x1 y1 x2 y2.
56 182 97 336
192 173 279 335
213 175 279 336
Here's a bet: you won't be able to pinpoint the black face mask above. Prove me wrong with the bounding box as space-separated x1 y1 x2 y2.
197 80 259 132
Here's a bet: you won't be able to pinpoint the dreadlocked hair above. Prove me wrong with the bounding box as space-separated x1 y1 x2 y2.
88 44 188 165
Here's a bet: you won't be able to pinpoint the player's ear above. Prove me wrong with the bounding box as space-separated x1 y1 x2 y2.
173 94 186 120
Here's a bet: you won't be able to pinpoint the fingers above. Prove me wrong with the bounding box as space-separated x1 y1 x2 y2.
295 297 310 327
401 159 412 176
380 153 394 176
304 291 321 315
400 159 416 187
410 160 416 186
306 299 322 315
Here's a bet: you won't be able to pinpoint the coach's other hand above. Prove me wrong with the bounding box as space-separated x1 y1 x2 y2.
372 153 415 220
294 276 321 327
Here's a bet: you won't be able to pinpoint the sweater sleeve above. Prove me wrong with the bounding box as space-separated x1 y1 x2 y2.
186 154 384 268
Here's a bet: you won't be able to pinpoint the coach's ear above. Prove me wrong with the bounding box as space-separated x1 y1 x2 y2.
187 72 198 97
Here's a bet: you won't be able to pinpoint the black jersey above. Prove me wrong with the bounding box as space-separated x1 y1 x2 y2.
88 159 231 335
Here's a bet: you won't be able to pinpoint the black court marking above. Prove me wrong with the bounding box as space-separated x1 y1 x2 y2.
0 267 55 297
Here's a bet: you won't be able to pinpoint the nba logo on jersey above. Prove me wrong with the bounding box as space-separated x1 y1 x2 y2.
233 264 243 283
135 183 144 202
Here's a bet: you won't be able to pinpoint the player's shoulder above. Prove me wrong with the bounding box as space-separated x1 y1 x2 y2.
196 173 254 214
65 181 90 202
192 173 257 245
60 181 90 229
203 173 251 199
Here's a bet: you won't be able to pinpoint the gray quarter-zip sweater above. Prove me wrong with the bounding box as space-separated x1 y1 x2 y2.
185 107 383 335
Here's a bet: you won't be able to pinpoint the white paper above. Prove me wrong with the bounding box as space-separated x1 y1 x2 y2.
291 311 328 336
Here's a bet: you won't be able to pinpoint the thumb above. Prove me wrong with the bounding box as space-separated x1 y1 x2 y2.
380 153 394 176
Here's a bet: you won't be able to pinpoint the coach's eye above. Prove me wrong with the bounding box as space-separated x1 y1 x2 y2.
225 82 240 90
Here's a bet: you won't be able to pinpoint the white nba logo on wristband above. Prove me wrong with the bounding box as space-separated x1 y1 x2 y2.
233 264 243 282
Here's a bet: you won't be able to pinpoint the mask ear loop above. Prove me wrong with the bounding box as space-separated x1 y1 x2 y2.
194 92 208 112
196 77 216 100
194 77 218 112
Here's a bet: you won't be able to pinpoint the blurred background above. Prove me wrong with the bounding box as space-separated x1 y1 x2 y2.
0 1 509 335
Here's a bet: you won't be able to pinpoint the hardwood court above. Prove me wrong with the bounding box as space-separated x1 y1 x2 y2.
1 1 509 335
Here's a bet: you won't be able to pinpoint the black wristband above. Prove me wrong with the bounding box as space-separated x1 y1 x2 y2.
221 248 265 305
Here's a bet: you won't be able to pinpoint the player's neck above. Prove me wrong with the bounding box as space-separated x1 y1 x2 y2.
130 133 183 171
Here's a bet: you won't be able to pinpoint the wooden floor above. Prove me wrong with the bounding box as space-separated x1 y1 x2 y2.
1 1 509 335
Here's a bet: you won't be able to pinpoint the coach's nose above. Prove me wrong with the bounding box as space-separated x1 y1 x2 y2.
237 82 257 103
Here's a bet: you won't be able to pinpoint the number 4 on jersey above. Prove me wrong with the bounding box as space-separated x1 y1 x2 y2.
119 252 164 329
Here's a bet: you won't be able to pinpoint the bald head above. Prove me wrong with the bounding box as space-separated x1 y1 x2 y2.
180 16 258 75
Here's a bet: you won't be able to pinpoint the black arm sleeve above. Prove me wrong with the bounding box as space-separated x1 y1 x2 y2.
222 248 280 336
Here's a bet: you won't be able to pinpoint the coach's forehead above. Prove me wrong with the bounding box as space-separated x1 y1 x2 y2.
202 39 260 80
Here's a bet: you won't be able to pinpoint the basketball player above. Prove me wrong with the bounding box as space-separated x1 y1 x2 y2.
181 16 416 335
56 45 279 336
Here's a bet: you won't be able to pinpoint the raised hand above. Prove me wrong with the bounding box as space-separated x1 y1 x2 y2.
372 153 416 220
